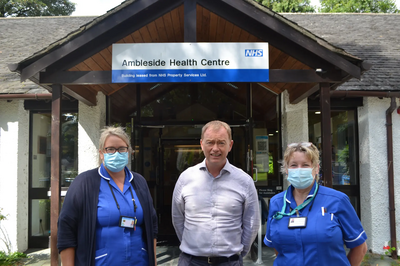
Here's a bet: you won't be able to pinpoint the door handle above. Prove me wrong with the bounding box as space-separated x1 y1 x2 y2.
253 167 258 182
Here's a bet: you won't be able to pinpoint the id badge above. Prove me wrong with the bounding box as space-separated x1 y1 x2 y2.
288 217 307 228
119 216 137 229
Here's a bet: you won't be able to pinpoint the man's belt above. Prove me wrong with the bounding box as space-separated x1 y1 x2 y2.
183 252 240 264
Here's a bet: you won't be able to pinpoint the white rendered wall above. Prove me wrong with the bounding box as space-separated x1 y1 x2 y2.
0 100 29 252
280 91 309 189
78 92 106 173
358 97 400 254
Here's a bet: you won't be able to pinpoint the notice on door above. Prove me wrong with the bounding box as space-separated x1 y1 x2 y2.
111 42 269 83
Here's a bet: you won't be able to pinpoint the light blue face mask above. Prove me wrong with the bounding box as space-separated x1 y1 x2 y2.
104 152 128 172
287 168 314 189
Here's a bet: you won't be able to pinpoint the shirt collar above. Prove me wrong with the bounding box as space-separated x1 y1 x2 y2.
98 164 133 182
199 158 232 176
286 180 317 206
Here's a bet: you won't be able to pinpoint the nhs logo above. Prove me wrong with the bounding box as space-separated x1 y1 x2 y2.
245 49 263 57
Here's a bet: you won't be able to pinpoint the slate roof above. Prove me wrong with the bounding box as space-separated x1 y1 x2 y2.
0 16 94 94
282 13 400 91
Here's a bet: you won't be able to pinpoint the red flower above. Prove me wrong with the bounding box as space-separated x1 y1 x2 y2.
383 246 390 250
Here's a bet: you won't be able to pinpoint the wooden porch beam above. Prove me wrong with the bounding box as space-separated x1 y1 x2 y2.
20 0 184 81
320 83 332 188
184 0 197 42
198 0 362 79
289 84 320 104
62 86 97 106
50 84 62 266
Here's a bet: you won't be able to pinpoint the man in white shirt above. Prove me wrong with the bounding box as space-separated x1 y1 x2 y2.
172 120 260 266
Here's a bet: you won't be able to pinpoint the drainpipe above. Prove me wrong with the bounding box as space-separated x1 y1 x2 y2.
386 97 397 259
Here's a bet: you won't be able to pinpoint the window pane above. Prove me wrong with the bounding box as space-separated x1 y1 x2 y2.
61 113 78 187
309 110 358 185
31 113 78 188
31 199 50 237
31 114 51 188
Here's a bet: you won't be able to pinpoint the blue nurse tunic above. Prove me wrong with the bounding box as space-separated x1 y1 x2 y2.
264 182 367 266
95 165 149 266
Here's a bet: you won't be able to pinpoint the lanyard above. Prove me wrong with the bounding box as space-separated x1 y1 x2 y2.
273 183 319 220
108 182 137 214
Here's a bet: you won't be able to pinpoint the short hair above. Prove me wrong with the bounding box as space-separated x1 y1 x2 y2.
98 126 131 163
201 120 232 140
281 142 320 175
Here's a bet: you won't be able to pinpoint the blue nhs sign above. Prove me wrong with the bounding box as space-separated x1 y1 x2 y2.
245 49 263 57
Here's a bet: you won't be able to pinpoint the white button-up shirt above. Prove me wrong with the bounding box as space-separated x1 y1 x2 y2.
172 159 260 257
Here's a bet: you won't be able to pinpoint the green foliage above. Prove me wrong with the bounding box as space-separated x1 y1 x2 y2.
0 0 76 17
0 251 28 266
0 209 28 265
385 246 396 256
268 153 274 174
0 211 6 222
254 0 316 13
319 0 399 13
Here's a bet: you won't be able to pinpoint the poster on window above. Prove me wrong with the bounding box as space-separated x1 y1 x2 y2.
254 135 269 181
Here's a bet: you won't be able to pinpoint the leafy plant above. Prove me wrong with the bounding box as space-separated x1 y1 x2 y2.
385 246 396 256
0 209 29 265
0 251 28 266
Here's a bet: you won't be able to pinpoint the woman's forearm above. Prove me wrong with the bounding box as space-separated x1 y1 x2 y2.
347 242 367 266
60 247 75 266
154 239 157 265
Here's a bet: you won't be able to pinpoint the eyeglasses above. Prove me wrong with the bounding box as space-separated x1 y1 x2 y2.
104 147 129 154
288 142 313 149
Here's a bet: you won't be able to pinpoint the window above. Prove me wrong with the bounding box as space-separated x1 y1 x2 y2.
308 109 360 215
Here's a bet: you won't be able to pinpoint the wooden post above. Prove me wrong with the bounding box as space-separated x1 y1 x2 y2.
184 0 197 42
50 84 62 266
320 83 332 188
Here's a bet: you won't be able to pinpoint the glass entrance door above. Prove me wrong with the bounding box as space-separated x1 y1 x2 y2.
157 140 204 245
126 82 280 244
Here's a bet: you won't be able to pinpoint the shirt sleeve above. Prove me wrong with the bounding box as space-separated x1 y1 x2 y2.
57 176 82 253
336 194 367 249
241 178 261 257
171 176 185 242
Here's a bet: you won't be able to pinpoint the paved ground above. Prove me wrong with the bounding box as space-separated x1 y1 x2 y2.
22 246 398 266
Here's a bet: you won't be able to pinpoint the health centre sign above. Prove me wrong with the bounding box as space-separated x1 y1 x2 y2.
111 42 269 83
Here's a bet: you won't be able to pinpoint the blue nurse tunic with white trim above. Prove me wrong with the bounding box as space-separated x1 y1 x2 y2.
264 181 367 266
94 164 148 266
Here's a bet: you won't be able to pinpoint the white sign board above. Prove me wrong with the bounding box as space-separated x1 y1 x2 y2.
112 42 269 83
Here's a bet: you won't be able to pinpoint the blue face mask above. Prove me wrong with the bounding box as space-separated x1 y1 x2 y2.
103 152 128 172
287 168 314 189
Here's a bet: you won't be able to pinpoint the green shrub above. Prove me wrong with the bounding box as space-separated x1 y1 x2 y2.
0 251 28 266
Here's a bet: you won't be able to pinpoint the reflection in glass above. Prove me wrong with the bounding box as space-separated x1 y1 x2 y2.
31 199 50 237
31 113 78 188
308 110 357 186
140 84 246 121
175 145 204 173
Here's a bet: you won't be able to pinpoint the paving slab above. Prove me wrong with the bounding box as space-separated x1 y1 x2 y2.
22 246 398 265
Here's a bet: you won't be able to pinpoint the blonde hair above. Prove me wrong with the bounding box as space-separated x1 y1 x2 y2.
98 126 131 164
281 142 320 176
201 120 232 140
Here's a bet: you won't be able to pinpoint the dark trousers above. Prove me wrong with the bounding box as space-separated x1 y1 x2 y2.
177 252 243 266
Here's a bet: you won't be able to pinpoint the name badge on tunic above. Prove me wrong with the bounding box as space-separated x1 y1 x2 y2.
119 216 137 229
288 217 307 228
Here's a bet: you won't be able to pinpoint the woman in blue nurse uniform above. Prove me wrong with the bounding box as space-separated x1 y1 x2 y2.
58 126 158 265
264 142 367 266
